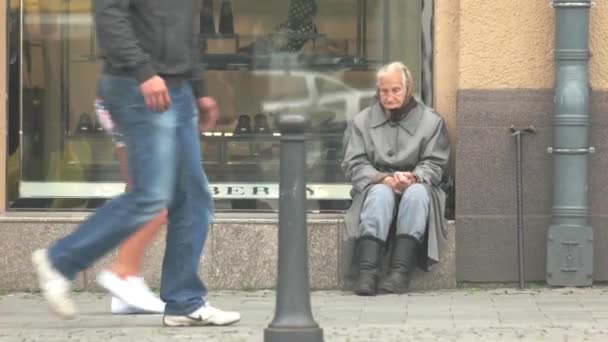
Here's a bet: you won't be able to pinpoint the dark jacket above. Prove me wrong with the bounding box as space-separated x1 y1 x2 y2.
94 0 206 97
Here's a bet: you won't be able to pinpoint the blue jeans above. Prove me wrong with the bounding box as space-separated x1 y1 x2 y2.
48 75 213 315
359 183 430 241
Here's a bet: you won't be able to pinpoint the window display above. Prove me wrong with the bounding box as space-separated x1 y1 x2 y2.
9 0 431 211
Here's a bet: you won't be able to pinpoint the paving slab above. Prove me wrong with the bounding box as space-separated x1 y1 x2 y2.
2 288 608 341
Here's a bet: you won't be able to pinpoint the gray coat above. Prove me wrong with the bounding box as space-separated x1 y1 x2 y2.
342 100 450 270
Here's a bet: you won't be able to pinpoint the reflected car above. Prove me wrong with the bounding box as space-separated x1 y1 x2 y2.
255 70 375 129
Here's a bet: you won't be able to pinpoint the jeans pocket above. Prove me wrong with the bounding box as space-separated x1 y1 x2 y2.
98 75 146 126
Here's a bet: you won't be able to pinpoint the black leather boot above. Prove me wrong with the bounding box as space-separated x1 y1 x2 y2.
354 236 382 296
379 234 419 294
253 113 271 134
234 114 252 135
76 112 94 134
218 0 234 35
200 0 216 35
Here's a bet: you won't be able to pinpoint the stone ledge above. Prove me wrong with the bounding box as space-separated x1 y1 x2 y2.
0 211 342 224
0 213 455 292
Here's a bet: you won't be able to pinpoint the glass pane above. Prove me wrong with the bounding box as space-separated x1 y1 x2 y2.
13 0 425 211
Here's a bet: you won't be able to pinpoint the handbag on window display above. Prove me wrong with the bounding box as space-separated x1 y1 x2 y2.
239 0 318 54
274 0 318 52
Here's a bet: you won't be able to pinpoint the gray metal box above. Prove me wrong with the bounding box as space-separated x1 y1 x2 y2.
547 225 593 286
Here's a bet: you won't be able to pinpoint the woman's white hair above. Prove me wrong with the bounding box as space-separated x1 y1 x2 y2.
376 62 408 88
375 61 414 103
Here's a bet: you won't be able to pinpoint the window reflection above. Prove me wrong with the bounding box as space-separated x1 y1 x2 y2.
11 0 425 211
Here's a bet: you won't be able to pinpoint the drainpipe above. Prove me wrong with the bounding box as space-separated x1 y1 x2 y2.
546 0 594 287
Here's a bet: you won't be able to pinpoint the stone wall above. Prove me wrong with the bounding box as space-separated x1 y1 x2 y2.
0 212 455 292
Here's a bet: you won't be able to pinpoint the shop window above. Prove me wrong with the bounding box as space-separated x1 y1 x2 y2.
9 0 433 211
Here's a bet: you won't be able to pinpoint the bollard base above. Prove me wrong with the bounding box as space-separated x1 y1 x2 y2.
264 327 323 342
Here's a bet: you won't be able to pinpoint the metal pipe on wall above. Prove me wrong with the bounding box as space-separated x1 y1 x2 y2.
510 125 536 289
546 0 594 287
0 0 8 211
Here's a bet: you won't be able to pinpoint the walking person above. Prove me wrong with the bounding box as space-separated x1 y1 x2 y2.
32 0 240 326
94 98 166 315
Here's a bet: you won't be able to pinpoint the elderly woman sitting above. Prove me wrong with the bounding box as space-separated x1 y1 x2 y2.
342 62 450 296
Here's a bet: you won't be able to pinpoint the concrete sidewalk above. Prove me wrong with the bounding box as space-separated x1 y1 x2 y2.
2 288 608 341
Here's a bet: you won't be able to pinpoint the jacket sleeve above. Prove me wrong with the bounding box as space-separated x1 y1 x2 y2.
94 0 156 84
188 70 207 99
188 11 207 99
413 117 450 186
341 120 388 193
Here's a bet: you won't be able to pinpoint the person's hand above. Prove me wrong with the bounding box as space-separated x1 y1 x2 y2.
198 96 219 132
139 76 170 112
382 176 403 195
394 171 416 193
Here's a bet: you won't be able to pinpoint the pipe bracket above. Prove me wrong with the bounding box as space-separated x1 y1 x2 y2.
510 125 537 136
550 1 594 8
547 147 595 154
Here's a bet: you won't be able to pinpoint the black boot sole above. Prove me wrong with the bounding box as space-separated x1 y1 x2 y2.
354 276 377 296
379 284 409 294
354 288 377 296
379 278 410 294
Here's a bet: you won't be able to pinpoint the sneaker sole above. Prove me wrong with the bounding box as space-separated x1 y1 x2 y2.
162 315 241 327
112 306 164 315
111 297 164 315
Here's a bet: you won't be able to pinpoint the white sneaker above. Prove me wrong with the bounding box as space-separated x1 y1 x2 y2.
97 270 165 314
163 303 241 327
111 296 164 314
111 296 138 314
31 249 77 319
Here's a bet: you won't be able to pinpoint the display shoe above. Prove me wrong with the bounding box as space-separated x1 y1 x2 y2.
93 120 105 134
234 114 252 135
75 112 94 134
200 0 216 35
218 0 234 35
253 113 271 134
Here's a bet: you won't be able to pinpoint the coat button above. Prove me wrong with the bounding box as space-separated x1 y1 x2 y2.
387 150 394 157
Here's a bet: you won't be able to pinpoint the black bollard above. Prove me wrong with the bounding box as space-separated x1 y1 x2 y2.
264 114 323 342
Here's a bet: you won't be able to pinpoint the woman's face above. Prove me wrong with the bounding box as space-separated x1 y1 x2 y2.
377 71 406 110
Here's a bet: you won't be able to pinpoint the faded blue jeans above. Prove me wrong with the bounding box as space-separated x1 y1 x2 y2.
48 75 213 315
359 183 429 241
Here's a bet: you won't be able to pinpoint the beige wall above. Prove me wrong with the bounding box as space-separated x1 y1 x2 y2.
590 0 608 89
434 0 459 159
1 0 7 212
459 0 554 89
458 0 608 90
434 0 459 176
